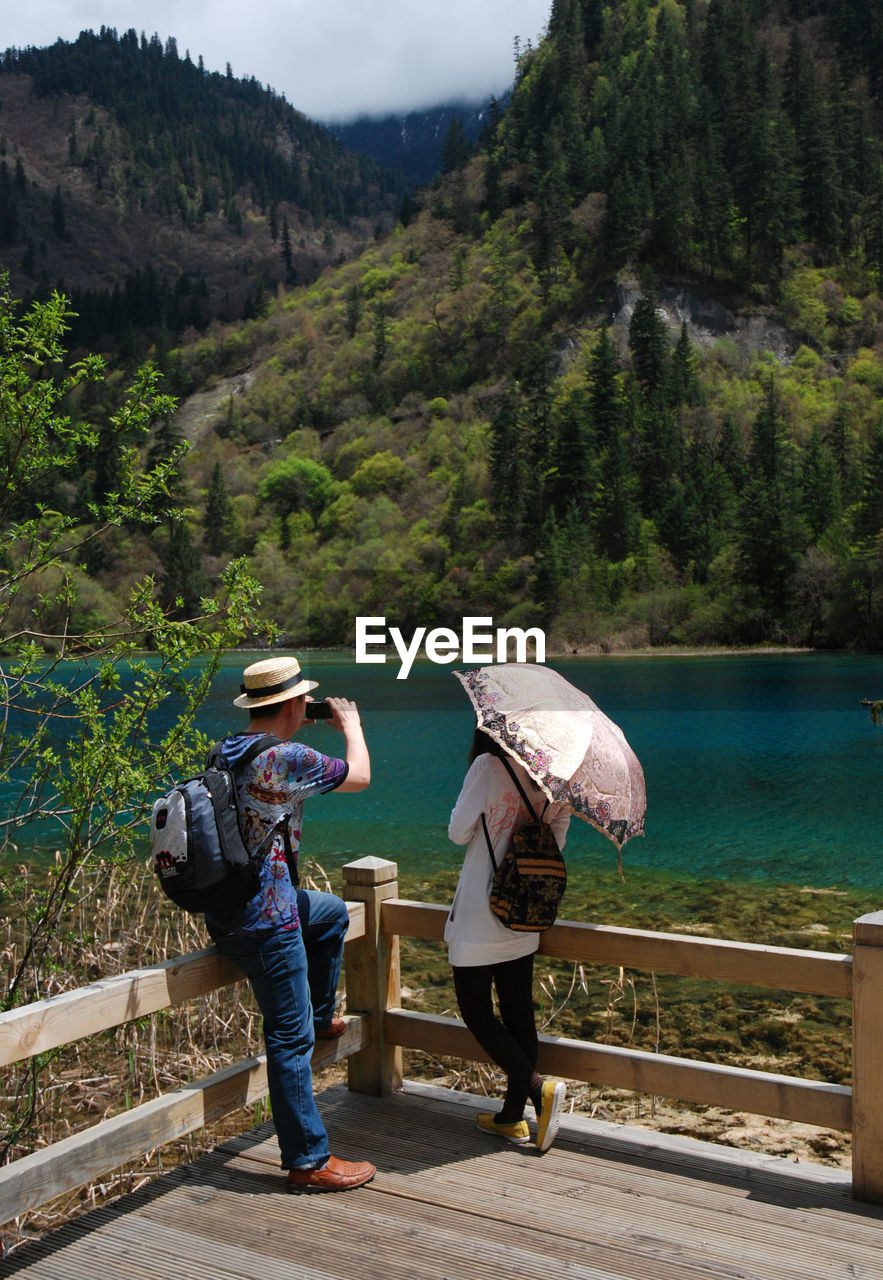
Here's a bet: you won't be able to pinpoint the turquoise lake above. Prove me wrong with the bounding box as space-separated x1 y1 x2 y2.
191 651 883 891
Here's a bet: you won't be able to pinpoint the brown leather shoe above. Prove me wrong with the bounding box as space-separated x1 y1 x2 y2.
287 1155 375 1193
314 1016 346 1040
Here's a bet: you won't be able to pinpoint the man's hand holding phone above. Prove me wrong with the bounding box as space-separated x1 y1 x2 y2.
312 696 369 790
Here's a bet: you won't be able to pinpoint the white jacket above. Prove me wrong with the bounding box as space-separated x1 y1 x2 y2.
444 753 571 967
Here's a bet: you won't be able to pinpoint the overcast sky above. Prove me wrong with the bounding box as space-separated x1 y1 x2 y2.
3 0 552 121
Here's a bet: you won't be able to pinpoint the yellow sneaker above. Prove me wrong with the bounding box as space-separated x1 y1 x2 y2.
475 1112 530 1144
535 1080 566 1152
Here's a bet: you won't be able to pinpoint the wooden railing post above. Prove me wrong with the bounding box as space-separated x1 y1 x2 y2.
342 856 402 1097
852 911 883 1201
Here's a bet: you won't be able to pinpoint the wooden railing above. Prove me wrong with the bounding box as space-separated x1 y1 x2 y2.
346 857 882 1204
1 854 882 1232
0 905 370 1230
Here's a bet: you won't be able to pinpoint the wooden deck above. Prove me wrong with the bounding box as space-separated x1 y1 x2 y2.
2 1081 882 1280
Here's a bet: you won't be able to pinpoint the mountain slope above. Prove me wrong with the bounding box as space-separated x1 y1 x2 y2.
0 29 405 343
11 1 883 654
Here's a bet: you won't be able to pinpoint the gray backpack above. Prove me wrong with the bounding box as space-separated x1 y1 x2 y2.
150 735 292 912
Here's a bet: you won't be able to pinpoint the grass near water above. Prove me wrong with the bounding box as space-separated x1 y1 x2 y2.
397 859 870 1090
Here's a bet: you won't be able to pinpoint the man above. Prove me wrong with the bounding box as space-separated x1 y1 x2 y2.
205 654 375 1193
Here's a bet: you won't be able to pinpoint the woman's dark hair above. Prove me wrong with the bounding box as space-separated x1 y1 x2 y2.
468 728 509 766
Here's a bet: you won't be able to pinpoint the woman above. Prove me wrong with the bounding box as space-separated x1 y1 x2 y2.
445 728 570 1151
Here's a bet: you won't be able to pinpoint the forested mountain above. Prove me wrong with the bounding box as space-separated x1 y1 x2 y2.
491 0 883 287
328 99 498 188
0 28 404 347
11 0 883 653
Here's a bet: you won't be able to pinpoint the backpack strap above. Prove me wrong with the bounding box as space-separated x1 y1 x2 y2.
206 733 281 772
480 813 498 873
207 735 297 883
481 757 550 875
499 755 550 822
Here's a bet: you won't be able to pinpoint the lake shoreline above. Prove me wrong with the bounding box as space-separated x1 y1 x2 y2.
236 642 822 659
547 643 817 658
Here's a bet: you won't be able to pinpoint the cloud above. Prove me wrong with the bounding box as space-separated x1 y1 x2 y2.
4 0 551 120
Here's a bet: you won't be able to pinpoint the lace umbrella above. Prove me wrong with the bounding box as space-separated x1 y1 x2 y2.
454 664 645 864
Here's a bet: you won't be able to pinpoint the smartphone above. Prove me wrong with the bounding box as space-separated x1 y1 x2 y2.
305 700 332 720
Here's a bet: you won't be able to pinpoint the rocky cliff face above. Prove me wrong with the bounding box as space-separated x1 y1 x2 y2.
612 280 801 364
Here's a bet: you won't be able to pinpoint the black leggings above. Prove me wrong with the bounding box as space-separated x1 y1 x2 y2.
452 953 540 1119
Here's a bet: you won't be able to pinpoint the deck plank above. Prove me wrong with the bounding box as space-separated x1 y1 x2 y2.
1 1083 882 1280
313 1093 883 1280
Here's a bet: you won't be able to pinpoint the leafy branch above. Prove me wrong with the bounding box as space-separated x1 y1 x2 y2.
0 277 270 1012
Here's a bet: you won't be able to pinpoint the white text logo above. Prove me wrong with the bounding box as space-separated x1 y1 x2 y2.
355 616 546 680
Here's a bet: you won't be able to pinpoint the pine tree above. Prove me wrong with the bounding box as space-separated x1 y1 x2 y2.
440 469 473 548
203 461 235 555
749 377 782 487
588 324 623 452
694 108 733 275
628 296 669 396
162 519 208 619
799 427 842 542
661 437 734 576
0 163 18 247
534 128 571 287
534 510 566 622
546 387 596 521
441 117 471 174
738 379 801 608
345 282 362 339
606 160 650 261
740 60 801 276
667 322 701 407
855 423 883 542
281 214 294 282
518 342 555 509
828 403 859 495
251 279 270 319
371 302 388 369
146 414 188 504
717 416 747 494
784 30 841 253
595 417 639 562
489 385 528 538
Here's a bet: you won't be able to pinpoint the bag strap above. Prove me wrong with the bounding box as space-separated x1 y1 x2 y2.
481 756 550 875
480 813 498 873
499 755 550 822
206 733 281 772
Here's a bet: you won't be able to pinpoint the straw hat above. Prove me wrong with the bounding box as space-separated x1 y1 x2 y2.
233 656 318 708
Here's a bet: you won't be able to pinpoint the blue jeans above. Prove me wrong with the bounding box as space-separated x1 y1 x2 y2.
208 889 349 1169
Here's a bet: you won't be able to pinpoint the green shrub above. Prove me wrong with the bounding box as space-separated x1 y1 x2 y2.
258 456 339 518
349 450 409 496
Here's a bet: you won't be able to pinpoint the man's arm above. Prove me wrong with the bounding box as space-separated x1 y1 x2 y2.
325 697 370 792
